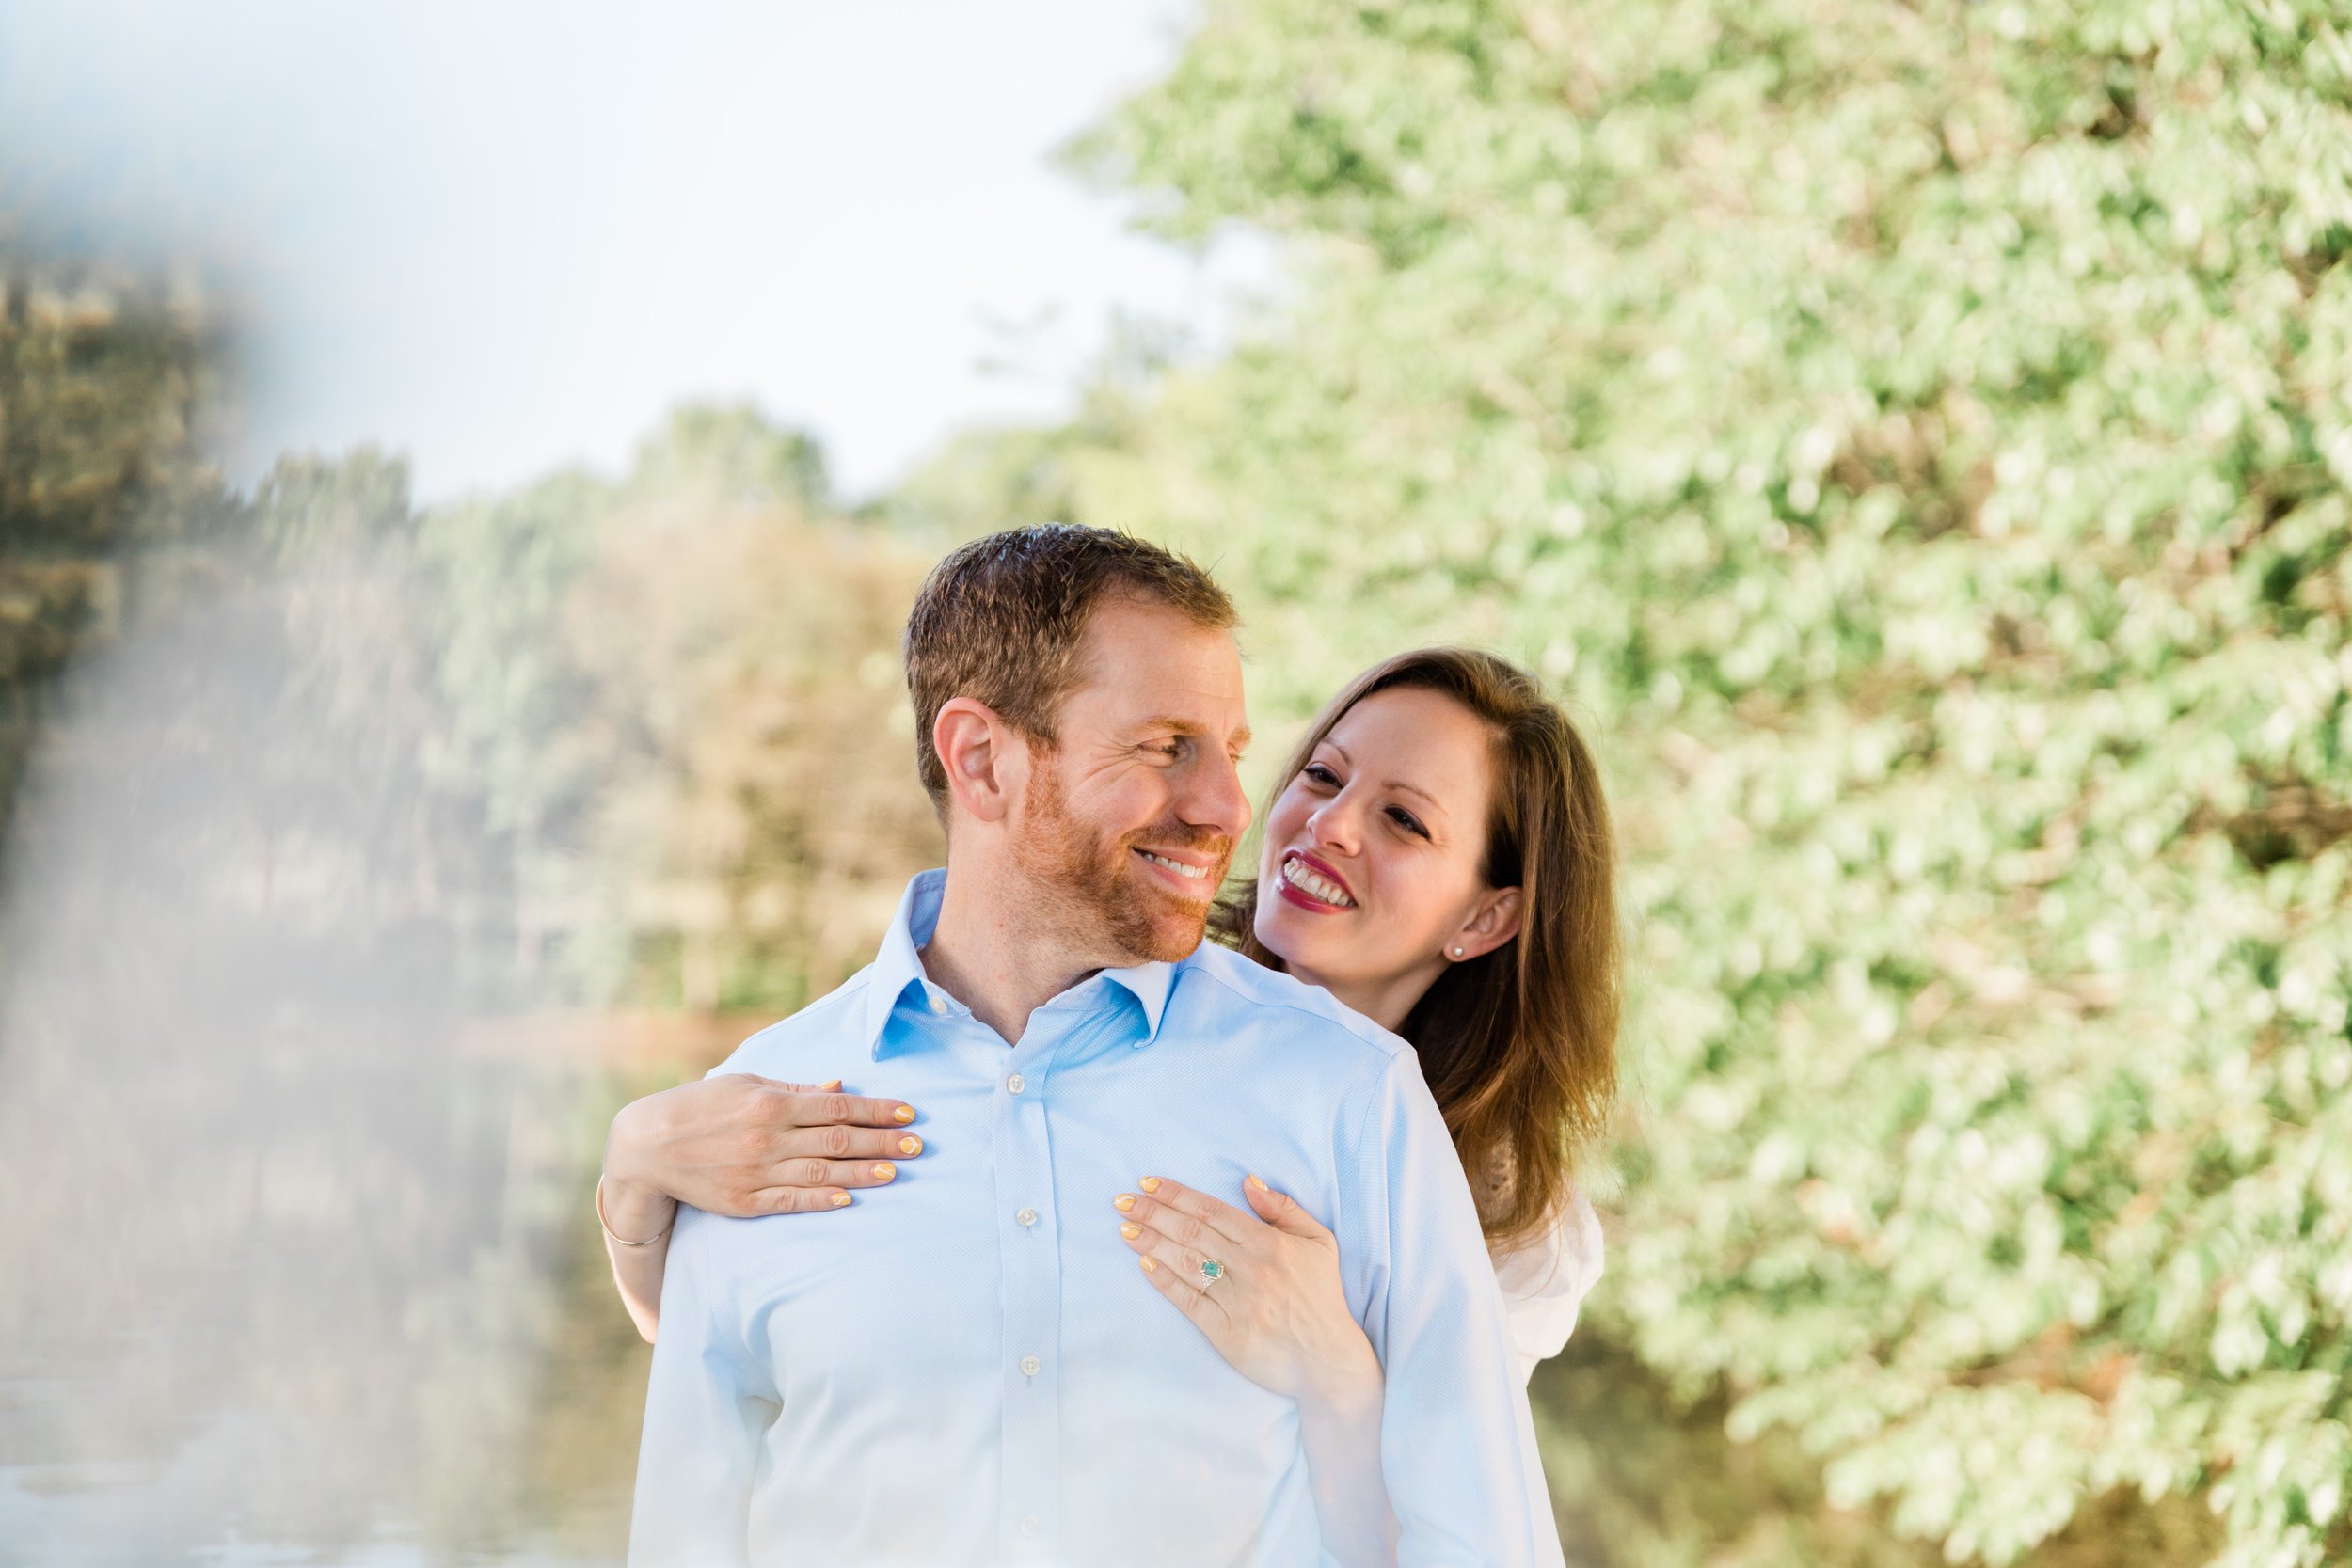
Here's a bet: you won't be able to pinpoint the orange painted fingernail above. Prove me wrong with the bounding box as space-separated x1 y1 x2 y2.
1120 1222 1142 1240
1247 1173 1269 1193
1114 1193 1136 1212
872 1162 897 1180
831 1192 852 1208
898 1135 923 1156
1139 1177 1162 1194
1140 1256 1158 1273
893 1105 915 1124
819 1080 843 1092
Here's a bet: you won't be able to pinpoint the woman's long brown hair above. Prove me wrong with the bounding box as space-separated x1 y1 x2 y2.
1212 648 1620 1253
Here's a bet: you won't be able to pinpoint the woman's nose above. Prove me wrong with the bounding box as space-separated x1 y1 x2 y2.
1308 800 1359 854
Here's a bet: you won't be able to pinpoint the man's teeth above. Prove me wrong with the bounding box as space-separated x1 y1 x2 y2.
1282 857 1354 907
1140 851 1212 880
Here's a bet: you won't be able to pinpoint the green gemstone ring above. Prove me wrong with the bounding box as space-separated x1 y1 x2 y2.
1197 1258 1228 1289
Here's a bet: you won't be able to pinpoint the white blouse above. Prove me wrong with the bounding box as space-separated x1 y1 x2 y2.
1489 1185 1604 1385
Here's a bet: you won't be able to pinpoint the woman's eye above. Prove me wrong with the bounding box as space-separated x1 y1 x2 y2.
1303 764 1340 786
1388 807 1430 838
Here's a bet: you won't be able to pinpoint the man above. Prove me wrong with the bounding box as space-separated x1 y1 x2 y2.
628 524 1562 1566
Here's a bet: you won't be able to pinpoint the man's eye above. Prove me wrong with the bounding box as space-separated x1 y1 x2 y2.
1152 742 1184 759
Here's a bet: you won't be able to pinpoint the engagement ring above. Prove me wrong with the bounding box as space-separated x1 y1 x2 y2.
1197 1258 1227 1289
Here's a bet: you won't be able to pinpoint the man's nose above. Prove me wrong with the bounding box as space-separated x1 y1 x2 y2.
1184 749 1252 845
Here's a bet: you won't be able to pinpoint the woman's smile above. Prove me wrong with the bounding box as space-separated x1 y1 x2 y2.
1275 850 1356 912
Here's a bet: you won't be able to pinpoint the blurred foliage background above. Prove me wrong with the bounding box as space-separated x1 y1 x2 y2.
5 1 2351 1566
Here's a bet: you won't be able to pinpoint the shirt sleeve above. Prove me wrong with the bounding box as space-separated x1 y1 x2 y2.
627 1210 778 1568
1346 1053 1567 1568
1491 1187 1605 1385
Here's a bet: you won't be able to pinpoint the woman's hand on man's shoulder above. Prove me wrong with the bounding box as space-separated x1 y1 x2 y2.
603 1072 924 1219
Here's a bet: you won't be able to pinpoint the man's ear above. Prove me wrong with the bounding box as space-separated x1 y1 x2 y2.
934 697 1026 827
1449 886 1523 962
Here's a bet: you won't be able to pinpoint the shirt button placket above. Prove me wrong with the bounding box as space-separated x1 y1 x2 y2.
994 1032 1060 1559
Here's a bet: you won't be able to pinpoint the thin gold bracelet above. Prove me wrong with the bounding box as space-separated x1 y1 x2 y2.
596 1173 674 1248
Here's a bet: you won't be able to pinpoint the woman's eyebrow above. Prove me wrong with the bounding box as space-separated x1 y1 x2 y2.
1323 741 1448 816
1387 780 1447 816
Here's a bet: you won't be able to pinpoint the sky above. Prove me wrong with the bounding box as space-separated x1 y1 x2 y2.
0 0 1269 502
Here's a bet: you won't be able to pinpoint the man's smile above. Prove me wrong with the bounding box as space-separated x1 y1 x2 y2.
1133 846 1221 897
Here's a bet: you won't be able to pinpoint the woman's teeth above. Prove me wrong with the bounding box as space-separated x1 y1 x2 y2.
1140 850 1211 880
1282 856 1354 908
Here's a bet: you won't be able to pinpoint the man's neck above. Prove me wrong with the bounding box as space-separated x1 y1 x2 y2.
921 863 1108 1045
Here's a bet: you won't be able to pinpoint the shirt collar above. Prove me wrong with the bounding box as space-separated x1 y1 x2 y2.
1100 958 1177 1044
862 869 1181 1056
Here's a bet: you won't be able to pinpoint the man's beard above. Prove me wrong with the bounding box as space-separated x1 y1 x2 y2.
1014 765 1230 967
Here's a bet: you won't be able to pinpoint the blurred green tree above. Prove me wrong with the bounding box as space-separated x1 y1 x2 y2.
1054 2 2352 1564
410 402 938 1009
0 258 225 835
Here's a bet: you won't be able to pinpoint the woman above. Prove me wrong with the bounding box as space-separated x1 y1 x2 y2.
598 647 1619 1551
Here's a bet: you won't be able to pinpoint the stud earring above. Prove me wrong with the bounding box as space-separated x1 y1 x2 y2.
1452 946 1465 958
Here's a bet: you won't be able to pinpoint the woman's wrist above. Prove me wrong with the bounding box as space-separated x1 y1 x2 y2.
601 1100 679 1231
596 1174 677 1246
1299 1338 1385 1419
600 1179 677 1240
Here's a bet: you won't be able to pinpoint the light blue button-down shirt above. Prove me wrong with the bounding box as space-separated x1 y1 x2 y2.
628 870 1564 1568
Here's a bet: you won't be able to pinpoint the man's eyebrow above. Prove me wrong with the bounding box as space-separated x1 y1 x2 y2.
1313 739 1447 815
1134 717 1253 749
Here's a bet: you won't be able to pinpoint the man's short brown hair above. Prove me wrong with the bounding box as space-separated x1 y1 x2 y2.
904 524 1237 813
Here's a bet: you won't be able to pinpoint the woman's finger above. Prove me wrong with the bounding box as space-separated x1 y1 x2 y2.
747 1183 858 1215
739 1075 843 1095
1136 1247 1226 1329
767 1155 908 1193
770 1123 924 1164
1125 1175 1261 1250
1243 1174 1334 1241
1118 1215 1228 1291
781 1088 918 1129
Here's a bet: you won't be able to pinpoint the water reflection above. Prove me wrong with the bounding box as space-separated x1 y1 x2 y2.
0 559 649 1565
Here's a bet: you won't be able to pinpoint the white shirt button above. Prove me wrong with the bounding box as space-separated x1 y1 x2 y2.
1006 1073 1025 1094
927 993 946 1015
1019 1354 1041 1376
1016 1207 1039 1227
1019 1516 1041 1538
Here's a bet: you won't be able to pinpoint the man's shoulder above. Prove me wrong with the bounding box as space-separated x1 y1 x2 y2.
1174 943 1407 1069
707 965 878 1078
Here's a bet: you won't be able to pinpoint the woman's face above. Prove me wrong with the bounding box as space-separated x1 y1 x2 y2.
1251 686 1520 1028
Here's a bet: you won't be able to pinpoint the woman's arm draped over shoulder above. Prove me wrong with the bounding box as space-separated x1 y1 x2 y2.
599 1073 925 1341
600 1107 684 1342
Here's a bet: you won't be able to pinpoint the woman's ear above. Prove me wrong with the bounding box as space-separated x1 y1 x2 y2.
933 698 1024 827
1449 886 1523 961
